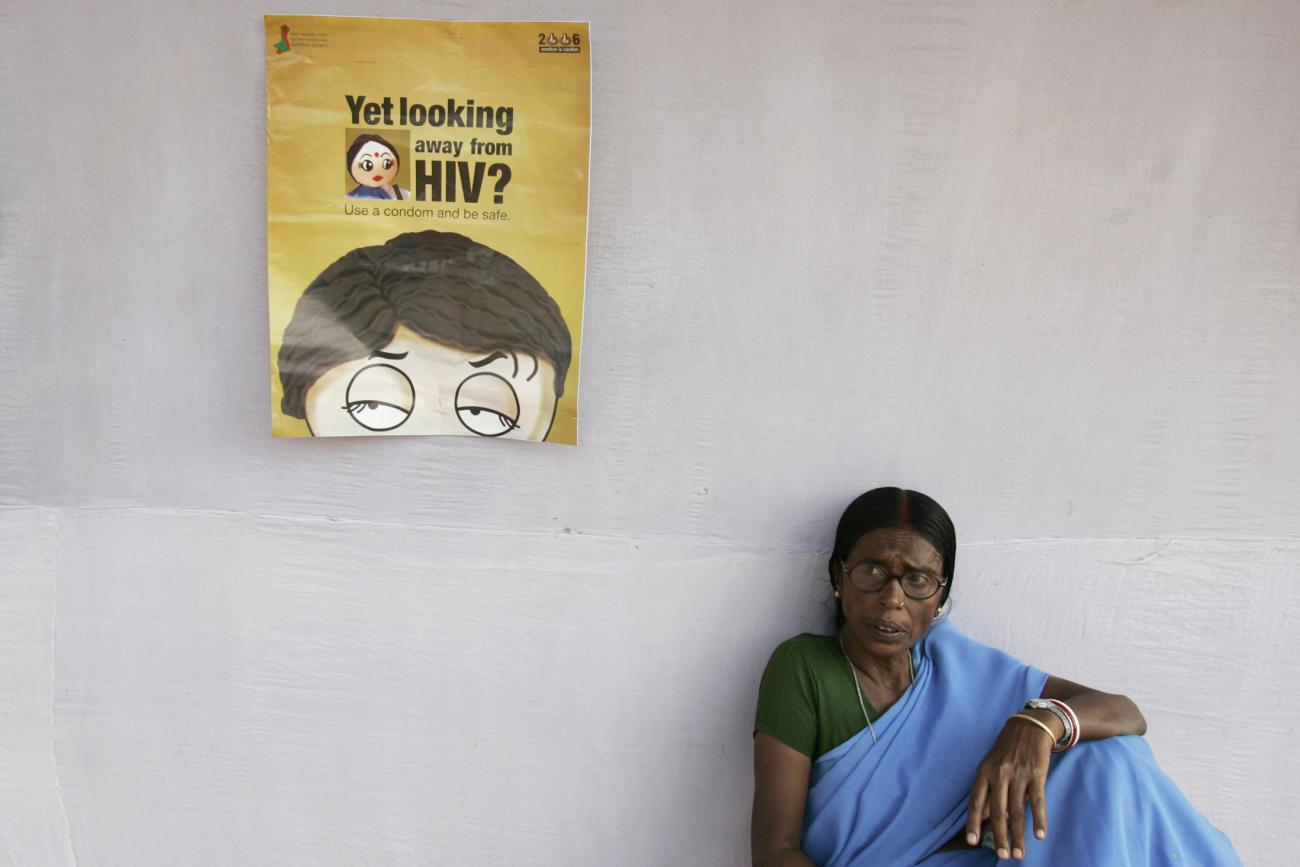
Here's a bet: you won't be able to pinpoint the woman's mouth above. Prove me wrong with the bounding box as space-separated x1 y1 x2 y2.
867 621 907 639
372 175 384 181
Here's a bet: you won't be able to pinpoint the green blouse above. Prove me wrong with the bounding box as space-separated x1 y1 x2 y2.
754 633 881 760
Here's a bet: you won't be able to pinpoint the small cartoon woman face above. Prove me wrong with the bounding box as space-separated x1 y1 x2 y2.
350 142 399 189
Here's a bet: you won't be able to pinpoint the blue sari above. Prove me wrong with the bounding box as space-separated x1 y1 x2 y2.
802 622 1241 866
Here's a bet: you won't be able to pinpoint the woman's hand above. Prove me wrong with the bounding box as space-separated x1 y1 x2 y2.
964 676 1147 861
964 712 1061 861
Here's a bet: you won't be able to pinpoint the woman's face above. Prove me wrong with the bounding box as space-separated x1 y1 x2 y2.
837 527 945 659
350 142 399 188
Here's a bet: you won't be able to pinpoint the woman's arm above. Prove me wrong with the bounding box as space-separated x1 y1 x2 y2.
752 732 817 867
963 675 1148 861
1037 675 1147 740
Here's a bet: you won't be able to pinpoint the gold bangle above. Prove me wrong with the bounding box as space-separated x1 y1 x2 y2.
1008 713 1058 743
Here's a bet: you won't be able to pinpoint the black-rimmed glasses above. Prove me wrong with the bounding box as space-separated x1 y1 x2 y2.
841 562 947 600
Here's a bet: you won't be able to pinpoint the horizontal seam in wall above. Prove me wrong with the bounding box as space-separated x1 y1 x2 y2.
0 504 1296 552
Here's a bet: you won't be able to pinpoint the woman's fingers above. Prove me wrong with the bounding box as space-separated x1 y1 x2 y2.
1009 770 1051 860
990 771 1010 859
971 719 1054 861
1030 772 1049 842
969 773 1047 860
965 776 989 846
1007 775 1028 859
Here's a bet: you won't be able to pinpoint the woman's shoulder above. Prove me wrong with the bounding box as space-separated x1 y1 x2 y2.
763 633 841 675
770 632 836 656
757 635 843 716
924 621 1010 664
779 631 831 646
924 621 1048 690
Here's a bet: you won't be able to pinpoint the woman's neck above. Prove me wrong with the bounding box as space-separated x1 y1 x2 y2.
838 629 913 691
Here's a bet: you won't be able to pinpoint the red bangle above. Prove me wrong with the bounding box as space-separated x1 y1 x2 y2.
1049 699 1081 750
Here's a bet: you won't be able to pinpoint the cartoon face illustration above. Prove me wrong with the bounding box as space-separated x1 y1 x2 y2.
301 326 560 438
350 141 398 188
278 231 572 441
344 134 409 200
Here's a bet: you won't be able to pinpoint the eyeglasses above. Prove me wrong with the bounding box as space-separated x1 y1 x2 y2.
841 562 947 600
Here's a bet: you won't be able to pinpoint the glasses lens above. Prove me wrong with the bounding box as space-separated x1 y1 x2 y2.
900 573 940 600
849 564 886 592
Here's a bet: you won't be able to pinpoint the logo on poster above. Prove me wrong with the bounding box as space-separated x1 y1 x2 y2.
539 31 582 53
272 25 329 52
272 24 291 54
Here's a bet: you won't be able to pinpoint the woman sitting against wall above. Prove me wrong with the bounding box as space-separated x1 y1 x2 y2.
751 487 1240 866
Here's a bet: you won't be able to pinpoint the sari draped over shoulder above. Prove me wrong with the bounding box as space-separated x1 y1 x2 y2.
801 621 1242 867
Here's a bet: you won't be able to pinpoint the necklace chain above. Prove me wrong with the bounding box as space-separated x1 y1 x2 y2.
838 636 915 746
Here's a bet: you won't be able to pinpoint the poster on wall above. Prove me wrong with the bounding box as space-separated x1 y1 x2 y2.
265 16 591 442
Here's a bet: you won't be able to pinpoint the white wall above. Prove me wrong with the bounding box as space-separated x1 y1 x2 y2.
3 0 1297 864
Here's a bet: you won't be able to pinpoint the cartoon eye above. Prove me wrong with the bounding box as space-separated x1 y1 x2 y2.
455 372 520 437
382 158 394 170
343 363 414 432
360 158 374 172
345 400 410 431
456 406 518 436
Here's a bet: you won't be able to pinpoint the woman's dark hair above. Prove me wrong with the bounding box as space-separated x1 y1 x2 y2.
277 230 573 418
828 487 957 627
346 133 401 173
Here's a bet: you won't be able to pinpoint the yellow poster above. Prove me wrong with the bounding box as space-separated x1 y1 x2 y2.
265 16 590 442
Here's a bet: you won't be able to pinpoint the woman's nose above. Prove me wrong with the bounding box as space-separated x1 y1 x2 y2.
878 576 906 607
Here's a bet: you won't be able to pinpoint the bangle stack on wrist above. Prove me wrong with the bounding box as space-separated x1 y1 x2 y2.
1050 699 1081 751
1024 699 1081 752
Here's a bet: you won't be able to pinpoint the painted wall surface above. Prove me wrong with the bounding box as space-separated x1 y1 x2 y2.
2 1 1297 865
